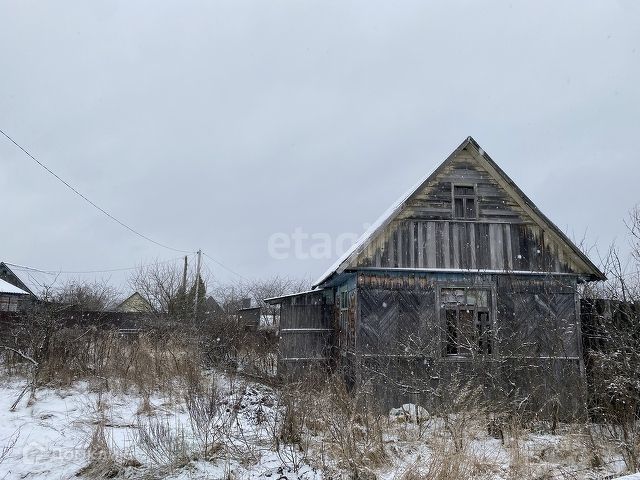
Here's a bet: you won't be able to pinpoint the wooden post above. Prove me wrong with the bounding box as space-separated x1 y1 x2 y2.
182 255 188 295
194 249 202 320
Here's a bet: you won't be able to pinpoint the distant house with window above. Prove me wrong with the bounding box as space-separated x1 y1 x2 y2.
266 137 604 416
0 279 31 312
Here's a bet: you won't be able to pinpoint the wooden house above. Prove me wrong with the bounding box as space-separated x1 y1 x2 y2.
0 262 37 298
0 278 31 312
0 262 37 312
266 137 604 416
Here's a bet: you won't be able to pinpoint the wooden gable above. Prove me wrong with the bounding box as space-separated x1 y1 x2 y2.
315 137 604 286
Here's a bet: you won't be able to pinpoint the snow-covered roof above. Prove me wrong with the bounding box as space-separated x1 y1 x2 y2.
0 278 29 295
264 289 326 304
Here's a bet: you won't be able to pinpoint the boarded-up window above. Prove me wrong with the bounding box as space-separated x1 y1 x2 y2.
441 287 492 356
452 185 477 220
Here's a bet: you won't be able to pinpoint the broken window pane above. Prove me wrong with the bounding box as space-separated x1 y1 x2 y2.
454 198 465 218
465 198 475 218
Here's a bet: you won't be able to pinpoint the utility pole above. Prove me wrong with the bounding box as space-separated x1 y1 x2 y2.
193 249 202 321
182 256 188 294
181 255 188 317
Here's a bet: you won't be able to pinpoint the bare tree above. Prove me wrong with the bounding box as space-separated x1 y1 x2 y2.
128 261 191 316
52 278 119 311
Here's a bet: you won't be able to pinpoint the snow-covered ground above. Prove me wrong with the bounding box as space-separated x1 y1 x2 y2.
0 374 321 480
0 373 634 479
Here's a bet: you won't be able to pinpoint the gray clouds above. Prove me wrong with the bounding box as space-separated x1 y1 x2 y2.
0 0 638 291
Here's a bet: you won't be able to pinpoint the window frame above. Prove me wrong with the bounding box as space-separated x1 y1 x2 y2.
0 294 18 312
338 288 356 352
438 286 495 359
451 183 478 220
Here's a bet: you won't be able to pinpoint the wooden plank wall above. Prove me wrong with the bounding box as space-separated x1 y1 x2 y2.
353 272 583 417
357 274 437 357
356 220 577 272
403 149 526 222
278 291 334 373
353 148 581 274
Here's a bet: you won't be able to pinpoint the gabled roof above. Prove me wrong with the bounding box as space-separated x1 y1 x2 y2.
0 262 36 297
313 136 605 287
0 278 30 295
116 292 153 313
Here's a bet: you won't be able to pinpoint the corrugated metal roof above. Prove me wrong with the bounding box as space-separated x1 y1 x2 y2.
0 278 30 295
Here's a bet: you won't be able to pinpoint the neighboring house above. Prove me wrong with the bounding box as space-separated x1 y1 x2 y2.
266 137 604 415
205 296 225 317
0 262 38 312
0 278 31 312
0 262 37 298
116 292 153 313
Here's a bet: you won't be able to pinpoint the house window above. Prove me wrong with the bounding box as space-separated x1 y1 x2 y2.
441 288 492 356
338 291 348 349
452 185 477 219
0 295 18 312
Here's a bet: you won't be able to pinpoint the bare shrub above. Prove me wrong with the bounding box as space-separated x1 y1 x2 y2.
52 278 118 312
398 443 498 480
270 381 313 473
0 429 19 466
76 395 134 479
316 375 388 479
185 377 225 461
136 416 190 471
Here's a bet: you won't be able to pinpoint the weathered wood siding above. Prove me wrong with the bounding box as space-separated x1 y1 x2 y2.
278 290 334 374
496 276 580 359
353 148 583 274
354 271 583 416
357 274 437 357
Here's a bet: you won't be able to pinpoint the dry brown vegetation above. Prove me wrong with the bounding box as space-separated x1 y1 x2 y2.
1 209 640 478
0 317 634 479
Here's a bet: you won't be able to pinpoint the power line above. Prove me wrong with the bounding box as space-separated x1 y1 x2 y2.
0 128 192 254
202 251 248 281
4 255 188 275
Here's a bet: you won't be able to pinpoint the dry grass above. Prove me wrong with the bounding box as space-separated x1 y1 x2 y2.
0 315 631 479
398 444 499 480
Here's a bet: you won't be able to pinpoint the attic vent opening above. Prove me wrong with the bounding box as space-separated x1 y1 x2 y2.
452 184 477 220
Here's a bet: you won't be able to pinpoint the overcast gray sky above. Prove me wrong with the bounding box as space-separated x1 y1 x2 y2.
1 1 638 294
